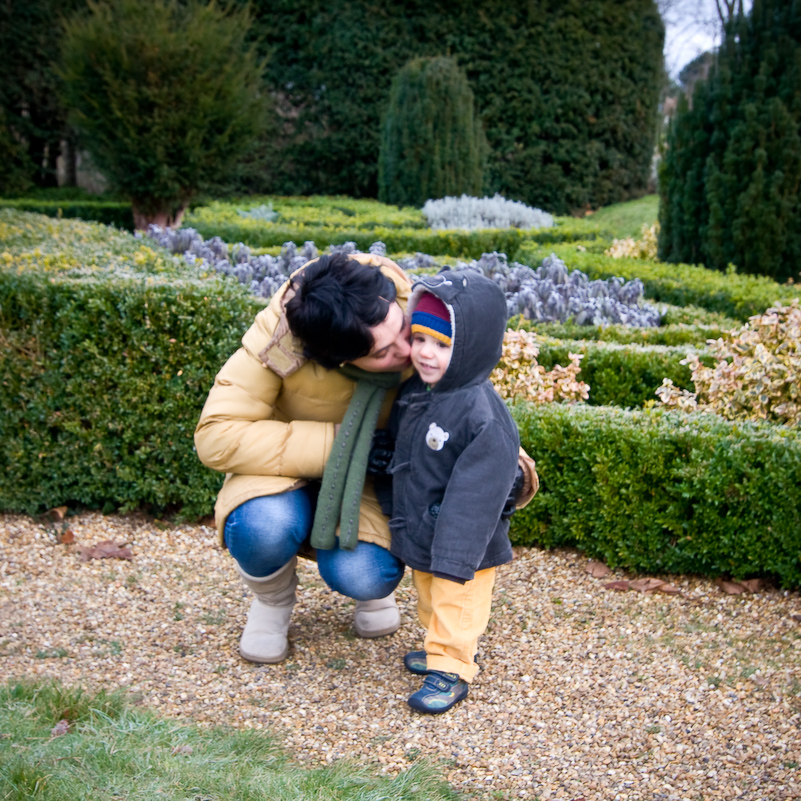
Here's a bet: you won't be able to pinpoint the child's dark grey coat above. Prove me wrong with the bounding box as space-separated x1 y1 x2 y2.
387 270 519 582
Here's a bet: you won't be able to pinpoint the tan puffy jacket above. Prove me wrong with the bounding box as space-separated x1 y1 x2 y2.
194 254 413 548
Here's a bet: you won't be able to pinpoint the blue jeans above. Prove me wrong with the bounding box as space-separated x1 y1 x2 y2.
223 486 405 601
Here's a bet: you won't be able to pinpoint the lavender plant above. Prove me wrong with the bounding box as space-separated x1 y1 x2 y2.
143 224 318 299
400 251 660 327
144 227 659 326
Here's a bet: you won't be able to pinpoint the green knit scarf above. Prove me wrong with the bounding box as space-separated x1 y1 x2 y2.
310 364 401 551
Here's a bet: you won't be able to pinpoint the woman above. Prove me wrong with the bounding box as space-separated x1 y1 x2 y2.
195 252 415 663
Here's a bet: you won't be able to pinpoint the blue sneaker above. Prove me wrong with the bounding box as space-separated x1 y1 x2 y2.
403 650 429 675
407 671 468 714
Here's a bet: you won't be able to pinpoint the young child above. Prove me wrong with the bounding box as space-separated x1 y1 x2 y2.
386 269 523 714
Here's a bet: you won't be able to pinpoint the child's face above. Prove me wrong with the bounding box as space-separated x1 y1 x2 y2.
411 331 452 385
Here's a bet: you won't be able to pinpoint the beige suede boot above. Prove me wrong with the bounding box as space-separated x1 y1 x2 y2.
353 591 400 638
237 557 298 663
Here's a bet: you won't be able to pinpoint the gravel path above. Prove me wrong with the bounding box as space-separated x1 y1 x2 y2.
2 512 800 800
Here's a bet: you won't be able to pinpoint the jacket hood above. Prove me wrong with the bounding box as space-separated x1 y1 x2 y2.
408 269 507 392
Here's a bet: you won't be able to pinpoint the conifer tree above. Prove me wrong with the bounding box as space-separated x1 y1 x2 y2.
659 0 801 281
378 56 487 208
59 0 268 229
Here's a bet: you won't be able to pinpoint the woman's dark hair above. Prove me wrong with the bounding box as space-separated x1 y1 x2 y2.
285 253 397 369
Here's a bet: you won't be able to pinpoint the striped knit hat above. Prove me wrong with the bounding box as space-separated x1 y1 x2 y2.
411 292 452 346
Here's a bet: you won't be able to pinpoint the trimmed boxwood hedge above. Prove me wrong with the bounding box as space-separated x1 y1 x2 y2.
183 217 608 260
0 269 262 518
0 199 134 231
535 339 705 408
519 320 735 346
509 403 801 588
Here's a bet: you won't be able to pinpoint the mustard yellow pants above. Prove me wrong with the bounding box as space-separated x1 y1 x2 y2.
412 566 496 682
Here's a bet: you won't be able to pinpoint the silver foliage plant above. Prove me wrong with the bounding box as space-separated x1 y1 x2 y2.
144 226 659 326
422 193 554 231
236 202 279 222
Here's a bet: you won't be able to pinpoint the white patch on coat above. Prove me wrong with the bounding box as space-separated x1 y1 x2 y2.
425 422 450 451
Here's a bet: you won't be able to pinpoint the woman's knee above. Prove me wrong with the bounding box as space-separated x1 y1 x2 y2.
224 490 313 577
317 541 405 600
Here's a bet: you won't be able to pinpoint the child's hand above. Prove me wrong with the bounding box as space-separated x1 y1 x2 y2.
366 429 395 475
501 465 526 519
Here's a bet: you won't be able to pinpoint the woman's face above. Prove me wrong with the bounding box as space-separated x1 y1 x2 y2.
349 301 412 372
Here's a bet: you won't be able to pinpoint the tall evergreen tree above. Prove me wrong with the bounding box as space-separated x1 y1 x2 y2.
378 57 486 207
659 0 801 281
59 0 269 229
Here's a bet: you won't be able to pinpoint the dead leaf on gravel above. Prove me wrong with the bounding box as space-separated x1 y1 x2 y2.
739 578 766 593
79 540 133 561
603 578 682 595
715 578 747 594
51 719 69 737
586 560 611 578
630 578 667 593
57 529 75 544
43 506 68 522
714 577 766 595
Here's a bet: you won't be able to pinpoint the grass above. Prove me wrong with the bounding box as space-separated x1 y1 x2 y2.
0 678 457 801
588 194 659 239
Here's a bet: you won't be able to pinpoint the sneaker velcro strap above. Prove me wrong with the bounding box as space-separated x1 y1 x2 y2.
426 672 459 691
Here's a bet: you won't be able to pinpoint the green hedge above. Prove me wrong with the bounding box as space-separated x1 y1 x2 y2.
516 242 801 321
0 268 261 518
534 338 704 407
0 198 134 231
656 304 744 329
509 403 801 588
185 200 608 259
517 319 735 347
186 196 429 232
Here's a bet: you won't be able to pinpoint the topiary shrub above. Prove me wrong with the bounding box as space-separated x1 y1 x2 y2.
0 209 263 517
378 56 487 208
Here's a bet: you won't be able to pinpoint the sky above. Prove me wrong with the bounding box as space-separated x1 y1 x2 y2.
662 0 754 79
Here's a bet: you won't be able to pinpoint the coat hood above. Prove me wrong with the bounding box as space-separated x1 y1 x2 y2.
408 269 507 392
